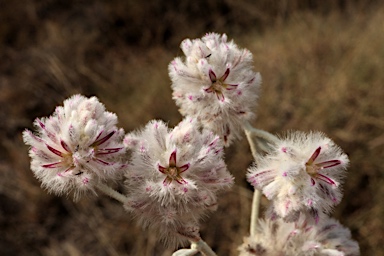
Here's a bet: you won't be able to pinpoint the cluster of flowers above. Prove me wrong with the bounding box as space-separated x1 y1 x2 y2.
23 33 359 255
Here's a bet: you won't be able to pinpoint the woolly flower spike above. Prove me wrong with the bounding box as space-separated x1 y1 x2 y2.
23 94 126 200
247 131 349 223
123 118 234 247
238 217 360 256
169 33 261 146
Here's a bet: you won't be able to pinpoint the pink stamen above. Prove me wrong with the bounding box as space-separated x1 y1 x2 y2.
37 118 45 129
163 177 173 186
60 140 71 152
316 173 337 186
250 170 272 180
175 177 187 185
316 160 341 169
42 162 62 168
96 147 123 155
158 164 167 174
178 163 190 173
307 146 321 164
46 144 63 157
220 68 230 81
92 131 115 146
225 84 238 90
204 87 214 93
169 150 177 166
209 69 216 82
94 158 111 165
216 91 225 102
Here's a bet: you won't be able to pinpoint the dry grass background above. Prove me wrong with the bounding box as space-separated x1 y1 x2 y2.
0 0 383 255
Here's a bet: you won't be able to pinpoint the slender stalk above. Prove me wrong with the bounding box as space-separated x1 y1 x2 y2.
243 122 258 159
249 190 261 236
191 239 217 256
243 122 278 236
244 122 261 236
95 182 127 204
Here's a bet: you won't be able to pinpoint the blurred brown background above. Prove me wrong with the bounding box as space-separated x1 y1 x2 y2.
1 0 383 255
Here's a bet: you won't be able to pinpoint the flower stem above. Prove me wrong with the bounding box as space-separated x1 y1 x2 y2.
95 182 127 204
243 122 278 236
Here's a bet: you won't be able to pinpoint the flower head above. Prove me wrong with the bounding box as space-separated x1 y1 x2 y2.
169 33 261 146
247 131 349 223
23 94 126 200
238 217 360 256
123 118 233 246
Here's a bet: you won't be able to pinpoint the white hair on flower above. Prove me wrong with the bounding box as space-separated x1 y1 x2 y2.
23 94 126 200
169 32 261 146
123 118 234 247
247 131 349 223
238 217 359 256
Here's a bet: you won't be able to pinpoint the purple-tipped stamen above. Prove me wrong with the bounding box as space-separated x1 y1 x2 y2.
61 140 71 152
37 118 45 129
169 150 177 166
94 158 111 165
158 164 167 174
307 146 321 165
92 131 115 146
216 91 225 102
96 147 123 155
220 68 230 81
316 160 341 169
46 144 63 157
178 163 190 173
42 162 63 168
225 84 238 90
316 173 337 186
250 170 272 179
175 176 187 185
163 176 173 186
204 87 215 93
208 69 217 82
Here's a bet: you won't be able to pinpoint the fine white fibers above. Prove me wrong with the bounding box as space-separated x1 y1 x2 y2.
124 118 233 247
247 131 349 223
238 217 359 256
23 94 126 200
169 33 261 146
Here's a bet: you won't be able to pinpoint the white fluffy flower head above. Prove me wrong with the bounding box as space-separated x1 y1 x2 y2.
124 118 234 246
238 217 359 256
169 33 261 145
247 131 349 223
23 94 126 199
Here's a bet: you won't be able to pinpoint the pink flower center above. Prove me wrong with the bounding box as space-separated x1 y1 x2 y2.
204 68 238 101
305 146 341 186
158 150 190 185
